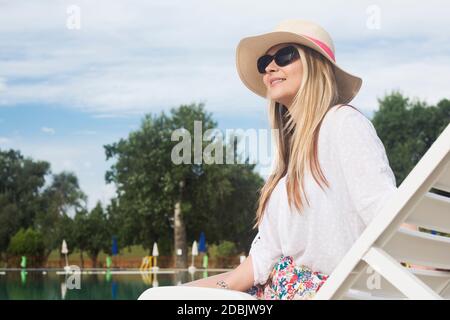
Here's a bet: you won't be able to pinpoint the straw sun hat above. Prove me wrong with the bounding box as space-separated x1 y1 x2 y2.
235 19 362 105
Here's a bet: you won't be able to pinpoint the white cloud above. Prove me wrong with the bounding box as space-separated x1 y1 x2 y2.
0 0 448 119
41 126 56 134
339 42 450 116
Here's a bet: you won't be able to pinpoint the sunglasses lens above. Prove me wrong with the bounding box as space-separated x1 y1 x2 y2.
257 55 273 74
257 46 299 74
275 46 299 66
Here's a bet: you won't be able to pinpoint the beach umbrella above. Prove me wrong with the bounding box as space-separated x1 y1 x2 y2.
192 240 198 257
188 240 198 273
61 239 69 268
198 232 206 253
152 242 159 256
188 240 198 274
112 236 118 256
106 256 112 269
61 239 68 254
20 256 27 269
152 242 159 270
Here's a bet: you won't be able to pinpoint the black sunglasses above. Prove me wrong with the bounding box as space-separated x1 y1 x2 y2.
257 45 300 74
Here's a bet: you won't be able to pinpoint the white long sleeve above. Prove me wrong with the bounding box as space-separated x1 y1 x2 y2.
333 108 398 226
247 104 398 283
249 182 283 286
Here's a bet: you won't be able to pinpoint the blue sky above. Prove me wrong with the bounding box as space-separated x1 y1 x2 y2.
1 0 449 210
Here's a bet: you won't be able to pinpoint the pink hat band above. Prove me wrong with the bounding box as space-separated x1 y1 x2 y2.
303 35 336 62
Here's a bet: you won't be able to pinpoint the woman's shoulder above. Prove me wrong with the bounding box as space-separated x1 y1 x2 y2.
324 104 386 155
326 103 365 122
322 104 370 133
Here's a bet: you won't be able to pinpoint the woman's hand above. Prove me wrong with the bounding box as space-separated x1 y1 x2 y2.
223 255 254 291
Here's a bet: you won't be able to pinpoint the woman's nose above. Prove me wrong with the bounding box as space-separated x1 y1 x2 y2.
265 59 278 73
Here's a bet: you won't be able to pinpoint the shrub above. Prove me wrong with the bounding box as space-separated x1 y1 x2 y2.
208 240 237 259
7 228 46 266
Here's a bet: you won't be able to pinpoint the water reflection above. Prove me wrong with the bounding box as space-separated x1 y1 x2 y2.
111 281 118 300
0 270 224 300
60 281 67 300
20 270 27 286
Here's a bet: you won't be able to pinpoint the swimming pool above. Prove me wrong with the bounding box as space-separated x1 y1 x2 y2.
0 269 226 300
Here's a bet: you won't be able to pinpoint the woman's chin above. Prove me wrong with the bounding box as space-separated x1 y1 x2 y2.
270 96 288 106
268 93 284 102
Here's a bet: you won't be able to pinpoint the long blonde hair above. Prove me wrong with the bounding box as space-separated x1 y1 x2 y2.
253 43 359 229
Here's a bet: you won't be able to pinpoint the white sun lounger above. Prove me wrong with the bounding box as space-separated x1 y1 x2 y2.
138 285 256 300
314 123 450 300
139 123 450 300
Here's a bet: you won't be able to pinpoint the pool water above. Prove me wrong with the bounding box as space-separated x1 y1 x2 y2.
0 270 223 300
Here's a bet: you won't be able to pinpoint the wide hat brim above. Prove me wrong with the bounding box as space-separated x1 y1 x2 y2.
236 31 362 105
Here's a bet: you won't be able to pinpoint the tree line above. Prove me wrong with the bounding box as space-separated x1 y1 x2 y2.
0 92 448 267
0 102 264 267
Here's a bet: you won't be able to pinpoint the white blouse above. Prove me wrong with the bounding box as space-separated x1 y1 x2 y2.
249 104 398 286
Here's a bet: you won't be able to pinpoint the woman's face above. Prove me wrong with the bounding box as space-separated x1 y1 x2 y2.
262 43 303 107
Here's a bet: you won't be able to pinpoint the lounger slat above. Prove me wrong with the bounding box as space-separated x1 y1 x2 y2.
405 192 450 234
441 282 450 299
349 267 450 298
434 163 450 193
343 289 392 300
383 227 450 270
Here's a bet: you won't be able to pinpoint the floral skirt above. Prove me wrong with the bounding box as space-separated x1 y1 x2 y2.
245 255 329 300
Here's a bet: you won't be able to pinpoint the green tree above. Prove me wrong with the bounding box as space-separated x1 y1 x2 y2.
104 102 263 267
0 194 20 263
54 213 76 265
72 202 110 268
85 202 110 268
372 91 450 185
35 171 87 257
204 162 263 253
72 208 88 268
0 149 50 260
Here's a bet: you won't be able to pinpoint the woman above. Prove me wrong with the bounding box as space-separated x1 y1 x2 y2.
183 19 397 300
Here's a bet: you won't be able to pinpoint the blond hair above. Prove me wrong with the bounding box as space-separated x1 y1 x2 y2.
253 44 359 229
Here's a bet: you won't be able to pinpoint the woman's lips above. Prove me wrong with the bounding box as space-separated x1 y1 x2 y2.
270 78 286 87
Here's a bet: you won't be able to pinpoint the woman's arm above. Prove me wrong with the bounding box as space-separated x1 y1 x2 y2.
181 255 255 292
181 271 233 288
333 108 398 226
